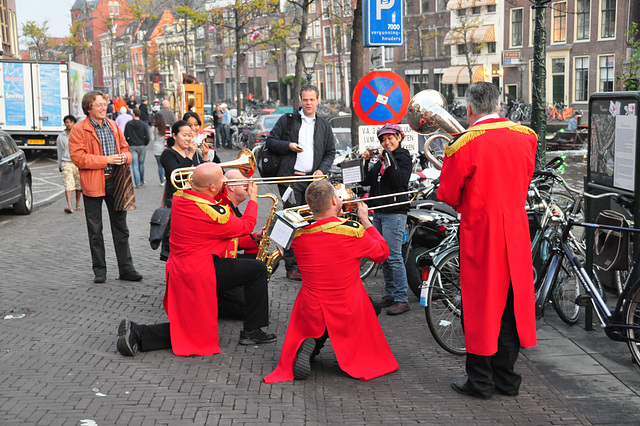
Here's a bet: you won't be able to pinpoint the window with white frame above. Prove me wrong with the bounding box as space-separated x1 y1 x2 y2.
552 2 567 43
511 8 523 47
309 1 316 13
599 55 614 91
108 1 119 16
344 0 352 16
530 6 535 46
472 6 481 14
601 0 616 38
307 23 312 40
436 34 445 57
344 27 351 53
436 0 446 11
487 4 496 12
326 66 335 99
324 27 332 55
574 57 589 101
256 50 263 68
420 0 429 14
576 0 590 40
314 21 321 39
248 52 254 69
323 0 330 19
197 26 205 39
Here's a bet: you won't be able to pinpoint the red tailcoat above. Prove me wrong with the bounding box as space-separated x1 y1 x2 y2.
436 118 538 355
163 189 258 356
264 217 398 383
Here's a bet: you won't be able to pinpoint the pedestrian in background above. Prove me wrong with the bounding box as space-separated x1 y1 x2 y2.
437 81 537 400
115 106 132 133
158 99 177 127
139 97 150 124
114 96 127 116
152 114 168 185
221 103 231 148
127 95 137 111
124 108 150 187
57 114 82 214
69 90 142 284
214 104 222 148
105 94 114 120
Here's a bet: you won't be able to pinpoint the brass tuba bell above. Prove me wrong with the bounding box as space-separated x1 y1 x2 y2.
407 90 466 169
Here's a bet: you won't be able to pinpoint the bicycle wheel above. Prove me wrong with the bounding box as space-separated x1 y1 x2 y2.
624 281 640 366
551 252 581 324
425 249 466 355
360 257 376 280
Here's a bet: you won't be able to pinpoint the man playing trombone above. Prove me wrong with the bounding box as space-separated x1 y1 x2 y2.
266 84 335 281
264 179 397 382
116 163 276 358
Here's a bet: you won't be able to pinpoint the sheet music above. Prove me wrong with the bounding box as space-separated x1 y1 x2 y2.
270 218 295 248
341 159 363 185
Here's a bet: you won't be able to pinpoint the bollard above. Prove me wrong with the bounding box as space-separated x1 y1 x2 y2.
576 294 593 331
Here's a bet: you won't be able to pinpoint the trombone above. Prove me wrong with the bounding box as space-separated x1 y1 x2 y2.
170 148 326 190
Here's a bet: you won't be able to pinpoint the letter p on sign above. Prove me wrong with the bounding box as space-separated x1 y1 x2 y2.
376 0 395 19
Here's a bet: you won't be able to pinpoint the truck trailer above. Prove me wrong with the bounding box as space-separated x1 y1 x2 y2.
0 60 93 149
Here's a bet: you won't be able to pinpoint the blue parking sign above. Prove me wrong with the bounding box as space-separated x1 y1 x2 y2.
363 0 403 46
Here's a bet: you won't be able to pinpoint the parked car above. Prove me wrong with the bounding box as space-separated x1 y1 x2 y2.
247 113 283 149
0 130 32 214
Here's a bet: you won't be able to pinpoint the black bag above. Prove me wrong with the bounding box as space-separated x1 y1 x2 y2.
593 210 630 271
256 114 294 178
256 143 282 178
149 207 171 250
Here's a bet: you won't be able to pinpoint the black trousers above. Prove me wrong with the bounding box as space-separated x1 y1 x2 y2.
138 257 269 352
465 285 522 397
278 180 311 272
83 177 135 277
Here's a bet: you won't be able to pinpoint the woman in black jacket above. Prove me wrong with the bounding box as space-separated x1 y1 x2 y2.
160 120 203 207
361 124 412 316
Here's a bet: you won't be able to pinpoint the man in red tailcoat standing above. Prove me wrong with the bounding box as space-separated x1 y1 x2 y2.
116 163 276 357
437 82 537 399
264 179 398 383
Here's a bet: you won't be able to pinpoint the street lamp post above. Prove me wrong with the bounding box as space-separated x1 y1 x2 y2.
299 46 319 85
208 67 216 104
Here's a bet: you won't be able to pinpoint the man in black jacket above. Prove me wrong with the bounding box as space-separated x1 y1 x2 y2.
265 84 335 280
124 108 150 187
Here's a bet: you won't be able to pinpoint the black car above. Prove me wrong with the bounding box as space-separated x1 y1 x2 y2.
0 131 32 214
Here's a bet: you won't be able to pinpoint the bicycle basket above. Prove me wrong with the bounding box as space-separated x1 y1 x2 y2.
593 210 630 271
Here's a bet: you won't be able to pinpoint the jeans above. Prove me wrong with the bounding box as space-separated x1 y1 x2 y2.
373 212 409 303
154 155 165 183
215 125 222 147
130 145 146 186
222 124 231 148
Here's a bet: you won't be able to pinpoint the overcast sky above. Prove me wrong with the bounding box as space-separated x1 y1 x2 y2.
17 0 74 43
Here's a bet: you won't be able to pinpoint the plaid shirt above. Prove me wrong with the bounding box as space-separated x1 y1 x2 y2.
90 116 117 173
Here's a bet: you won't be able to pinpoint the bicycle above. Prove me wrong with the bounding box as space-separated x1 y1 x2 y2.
534 182 640 365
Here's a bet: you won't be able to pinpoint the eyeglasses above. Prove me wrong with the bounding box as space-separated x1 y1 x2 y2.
93 103 108 108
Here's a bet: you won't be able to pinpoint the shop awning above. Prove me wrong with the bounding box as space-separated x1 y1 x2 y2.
441 65 485 85
446 0 496 9
444 25 496 45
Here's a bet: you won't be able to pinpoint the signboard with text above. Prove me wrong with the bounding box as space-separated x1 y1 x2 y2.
363 0 403 46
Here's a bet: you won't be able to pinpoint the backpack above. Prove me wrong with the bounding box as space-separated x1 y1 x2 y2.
256 114 294 178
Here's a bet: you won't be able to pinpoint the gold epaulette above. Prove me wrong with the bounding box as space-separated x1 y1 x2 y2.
445 130 485 157
176 190 231 223
294 218 364 238
508 124 538 138
322 220 365 238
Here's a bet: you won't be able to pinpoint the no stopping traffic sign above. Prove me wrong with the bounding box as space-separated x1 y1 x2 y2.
352 71 410 125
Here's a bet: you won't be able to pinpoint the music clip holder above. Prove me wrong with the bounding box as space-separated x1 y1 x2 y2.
340 159 364 185
268 210 309 250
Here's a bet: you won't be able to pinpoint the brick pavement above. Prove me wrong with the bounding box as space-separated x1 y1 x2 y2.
0 148 590 425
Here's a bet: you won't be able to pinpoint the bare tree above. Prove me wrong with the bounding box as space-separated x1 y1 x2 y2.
447 1 485 84
21 20 51 60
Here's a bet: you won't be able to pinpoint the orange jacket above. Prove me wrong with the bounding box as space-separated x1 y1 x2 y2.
69 117 132 197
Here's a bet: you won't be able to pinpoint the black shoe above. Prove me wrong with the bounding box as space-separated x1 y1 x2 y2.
94 275 106 283
451 379 492 400
293 338 315 380
117 319 140 356
238 328 277 345
119 271 143 281
495 387 519 397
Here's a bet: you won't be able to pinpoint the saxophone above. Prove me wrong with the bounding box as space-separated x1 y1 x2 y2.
256 194 283 280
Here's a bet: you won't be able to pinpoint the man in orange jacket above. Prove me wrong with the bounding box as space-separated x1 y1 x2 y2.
70 90 142 284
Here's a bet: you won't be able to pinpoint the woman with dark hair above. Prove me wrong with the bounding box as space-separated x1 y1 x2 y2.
160 120 202 207
182 111 220 163
152 114 168 185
